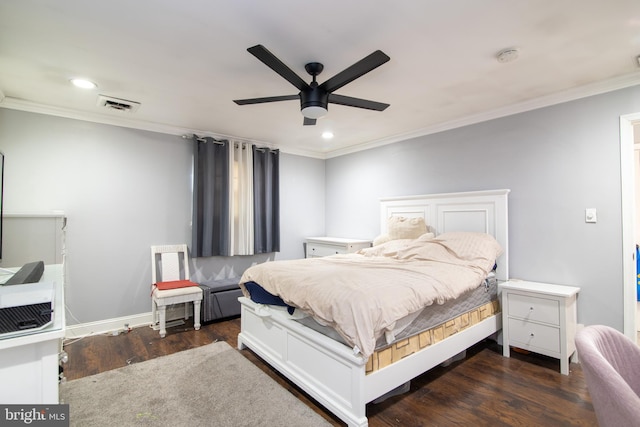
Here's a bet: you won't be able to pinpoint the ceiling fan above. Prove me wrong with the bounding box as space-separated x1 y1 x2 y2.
233 45 390 125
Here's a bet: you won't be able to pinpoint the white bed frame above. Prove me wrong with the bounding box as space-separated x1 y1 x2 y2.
238 189 509 427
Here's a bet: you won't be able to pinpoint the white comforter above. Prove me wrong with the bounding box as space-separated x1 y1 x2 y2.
239 232 502 358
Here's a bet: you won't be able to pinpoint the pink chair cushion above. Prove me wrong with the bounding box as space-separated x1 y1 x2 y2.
575 325 640 426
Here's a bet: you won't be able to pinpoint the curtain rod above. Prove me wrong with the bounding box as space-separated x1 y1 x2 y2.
184 134 226 145
184 134 277 152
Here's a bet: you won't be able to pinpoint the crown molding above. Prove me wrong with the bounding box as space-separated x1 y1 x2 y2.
2 71 639 160
0 97 328 158
324 72 640 158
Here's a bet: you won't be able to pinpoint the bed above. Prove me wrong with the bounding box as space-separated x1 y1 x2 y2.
237 189 509 427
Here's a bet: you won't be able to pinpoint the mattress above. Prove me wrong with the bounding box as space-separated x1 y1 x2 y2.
367 299 500 373
296 274 497 348
243 271 500 373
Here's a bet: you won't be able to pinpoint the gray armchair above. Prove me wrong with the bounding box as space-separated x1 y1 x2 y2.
575 325 640 426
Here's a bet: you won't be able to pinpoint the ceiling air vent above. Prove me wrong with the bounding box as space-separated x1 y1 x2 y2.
96 95 140 113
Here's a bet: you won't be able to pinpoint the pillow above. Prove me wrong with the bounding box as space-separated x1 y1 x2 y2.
365 233 435 256
387 216 428 240
372 216 429 246
372 234 391 246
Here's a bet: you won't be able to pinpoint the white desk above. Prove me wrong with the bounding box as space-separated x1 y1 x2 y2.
0 264 65 403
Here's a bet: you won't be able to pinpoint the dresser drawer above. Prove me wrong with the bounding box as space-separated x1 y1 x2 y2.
307 243 343 257
507 293 560 325
507 318 561 354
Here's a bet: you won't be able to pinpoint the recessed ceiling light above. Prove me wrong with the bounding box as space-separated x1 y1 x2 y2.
322 131 334 139
70 78 97 89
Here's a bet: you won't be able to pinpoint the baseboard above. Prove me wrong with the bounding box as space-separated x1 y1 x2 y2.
65 306 191 339
65 313 151 339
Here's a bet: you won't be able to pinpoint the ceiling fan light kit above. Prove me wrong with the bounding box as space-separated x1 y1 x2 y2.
234 45 390 126
301 106 327 119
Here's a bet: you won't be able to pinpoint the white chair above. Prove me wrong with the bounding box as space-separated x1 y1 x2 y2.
151 244 203 338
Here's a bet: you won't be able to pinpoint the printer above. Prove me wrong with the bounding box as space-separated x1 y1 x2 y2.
0 261 54 336
0 281 54 335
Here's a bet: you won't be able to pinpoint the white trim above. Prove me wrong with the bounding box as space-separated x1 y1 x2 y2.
0 97 321 159
64 306 190 339
326 73 640 158
64 312 151 339
379 188 510 202
4 212 65 218
621 112 640 342
2 73 640 160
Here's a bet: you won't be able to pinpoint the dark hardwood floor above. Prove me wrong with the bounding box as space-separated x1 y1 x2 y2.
62 317 597 426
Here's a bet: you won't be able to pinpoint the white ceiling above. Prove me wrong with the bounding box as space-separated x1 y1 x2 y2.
1 1 640 158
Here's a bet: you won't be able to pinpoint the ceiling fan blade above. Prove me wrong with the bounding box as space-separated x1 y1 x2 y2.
328 94 389 111
247 45 309 91
303 117 316 126
320 50 390 93
234 94 299 105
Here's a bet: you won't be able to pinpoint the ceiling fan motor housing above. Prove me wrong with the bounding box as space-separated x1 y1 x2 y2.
300 85 329 110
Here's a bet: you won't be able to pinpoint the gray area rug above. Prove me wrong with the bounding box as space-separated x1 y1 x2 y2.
60 341 331 426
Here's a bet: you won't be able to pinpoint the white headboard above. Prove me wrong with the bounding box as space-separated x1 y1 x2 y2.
380 189 510 281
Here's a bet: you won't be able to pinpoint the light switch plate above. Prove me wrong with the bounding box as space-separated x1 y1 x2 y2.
585 208 597 223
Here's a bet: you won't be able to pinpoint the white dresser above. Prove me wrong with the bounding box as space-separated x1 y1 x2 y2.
501 280 580 375
0 264 65 403
305 237 371 258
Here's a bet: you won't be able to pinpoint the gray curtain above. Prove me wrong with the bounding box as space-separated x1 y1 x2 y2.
192 137 230 257
253 146 280 253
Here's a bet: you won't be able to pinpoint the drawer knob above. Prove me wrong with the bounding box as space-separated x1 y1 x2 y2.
529 307 534 311
530 333 535 337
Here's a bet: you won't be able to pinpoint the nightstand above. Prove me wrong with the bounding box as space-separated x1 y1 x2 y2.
305 237 371 258
501 280 580 375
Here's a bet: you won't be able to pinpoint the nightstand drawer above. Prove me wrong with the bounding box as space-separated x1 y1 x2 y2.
507 293 560 325
307 243 343 257
507 318 561 353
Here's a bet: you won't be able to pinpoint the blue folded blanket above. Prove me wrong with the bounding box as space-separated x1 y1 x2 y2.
244 281 296 315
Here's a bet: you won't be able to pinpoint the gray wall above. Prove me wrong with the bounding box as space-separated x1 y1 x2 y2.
0 109 325 324
2 84 639 330
326 84 640 331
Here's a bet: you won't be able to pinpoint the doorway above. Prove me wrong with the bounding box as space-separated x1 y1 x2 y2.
621 114 640 342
